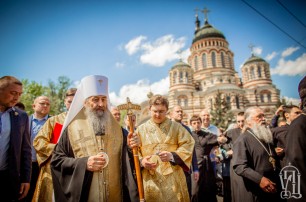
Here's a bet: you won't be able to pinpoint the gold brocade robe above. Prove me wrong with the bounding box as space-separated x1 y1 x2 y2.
136 118 195 202
67 109 123 202
32 112 67 202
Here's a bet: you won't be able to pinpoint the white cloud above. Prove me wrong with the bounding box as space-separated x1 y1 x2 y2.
283 96 301 106
253 46 262 55
271 53 306 76
265 51 277 61
115 62 125 68
109 76 169 106
281 46 299 58
125 35 147 55
124 34 187 67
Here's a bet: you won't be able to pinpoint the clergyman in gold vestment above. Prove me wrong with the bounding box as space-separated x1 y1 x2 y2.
32 88 76 202
50 75 138 202
137 95 195 202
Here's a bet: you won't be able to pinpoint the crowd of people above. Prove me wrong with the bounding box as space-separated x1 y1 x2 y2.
0 74 305 202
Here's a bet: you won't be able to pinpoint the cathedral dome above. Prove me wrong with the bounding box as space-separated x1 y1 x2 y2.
244 54 266 65
192 21 225 44
171 60 191 70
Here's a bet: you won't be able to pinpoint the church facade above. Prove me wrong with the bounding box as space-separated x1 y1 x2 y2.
137 11 280 125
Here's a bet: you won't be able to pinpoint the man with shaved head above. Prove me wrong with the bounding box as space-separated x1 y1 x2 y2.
25 95 51 202
170 105 199 199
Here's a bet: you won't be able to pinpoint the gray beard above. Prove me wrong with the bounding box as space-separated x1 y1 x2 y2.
84 107 109 135
251 124 273 144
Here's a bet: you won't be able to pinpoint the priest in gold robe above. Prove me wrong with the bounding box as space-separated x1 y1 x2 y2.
32 88 76 202
50 75 139 202
137 95 195 202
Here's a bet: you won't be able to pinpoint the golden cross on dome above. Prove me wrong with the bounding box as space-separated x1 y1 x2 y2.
248 43 255 55
201 7 210 21
194 8 199 16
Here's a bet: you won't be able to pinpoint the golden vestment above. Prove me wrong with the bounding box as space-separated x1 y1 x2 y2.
67 109 123 202
136 118 195 202
32 112 67 202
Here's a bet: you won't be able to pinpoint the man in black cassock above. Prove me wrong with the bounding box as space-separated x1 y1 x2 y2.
223 111 245 202
189 115 227 202
285 76 306 202
232 107 281 202
50 75 139 202
271 105 301 168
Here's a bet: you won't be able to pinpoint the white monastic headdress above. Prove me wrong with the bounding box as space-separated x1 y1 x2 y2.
59 75 109 139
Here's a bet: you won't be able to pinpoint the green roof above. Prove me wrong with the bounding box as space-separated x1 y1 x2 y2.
244 55 266 65
192 21 225 44
171 60 191 70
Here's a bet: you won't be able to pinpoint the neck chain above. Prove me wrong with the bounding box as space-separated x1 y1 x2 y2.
247 129 276 170
247 130 271 155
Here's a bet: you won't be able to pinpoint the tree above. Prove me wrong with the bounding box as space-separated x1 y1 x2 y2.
46 76 72 115
210 91 234 130
20 79 48 115
20 76 72 115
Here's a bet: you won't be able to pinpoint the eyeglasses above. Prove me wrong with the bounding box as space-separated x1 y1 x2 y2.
39 103 50 106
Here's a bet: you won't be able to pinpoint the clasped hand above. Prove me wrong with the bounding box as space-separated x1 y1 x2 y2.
127 132 141 148
141 151 173 170
87 153 107 172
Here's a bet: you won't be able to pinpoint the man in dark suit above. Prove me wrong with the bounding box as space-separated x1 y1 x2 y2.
0 76 32 201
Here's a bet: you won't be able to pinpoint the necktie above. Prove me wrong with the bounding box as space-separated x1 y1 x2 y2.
0 114 2 134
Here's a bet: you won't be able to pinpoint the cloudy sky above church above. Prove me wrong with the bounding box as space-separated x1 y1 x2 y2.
1 0 305 106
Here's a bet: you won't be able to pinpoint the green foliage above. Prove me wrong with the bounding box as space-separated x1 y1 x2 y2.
210 91 234 130
20 76 72 115
20 79 48 115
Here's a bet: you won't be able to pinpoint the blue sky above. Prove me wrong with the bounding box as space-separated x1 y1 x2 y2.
1 0 305 106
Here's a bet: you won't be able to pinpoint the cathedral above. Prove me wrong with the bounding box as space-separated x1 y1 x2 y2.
137 9 280 125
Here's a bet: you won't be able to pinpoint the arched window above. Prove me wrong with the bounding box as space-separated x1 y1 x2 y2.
211 52 216 67
250 67 255 79
185 72 188 83
260 94 264 102
173 72 177 84
194 56 198 70
179 72 183 83
245 69 249 80
267 93 271 102
257 66 262 78
226 96 231 109
235 95 240 109
202 53 207 68
178 95 188 107
228 55 232 68
221 52 225 67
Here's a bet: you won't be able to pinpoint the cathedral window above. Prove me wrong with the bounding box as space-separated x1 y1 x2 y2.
245 69 249 80
221 52 225 67
228 55 231 68
178 95 188 107
267 93 271 102
185 72 188 83
250 67 255 79
260 94 264 102
212 52 216 67
202 53 207 68
226 96 231 109
173 72 177 84
179 72 183 83
257 66 262 78
235 96 240 109
194 56 198 70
